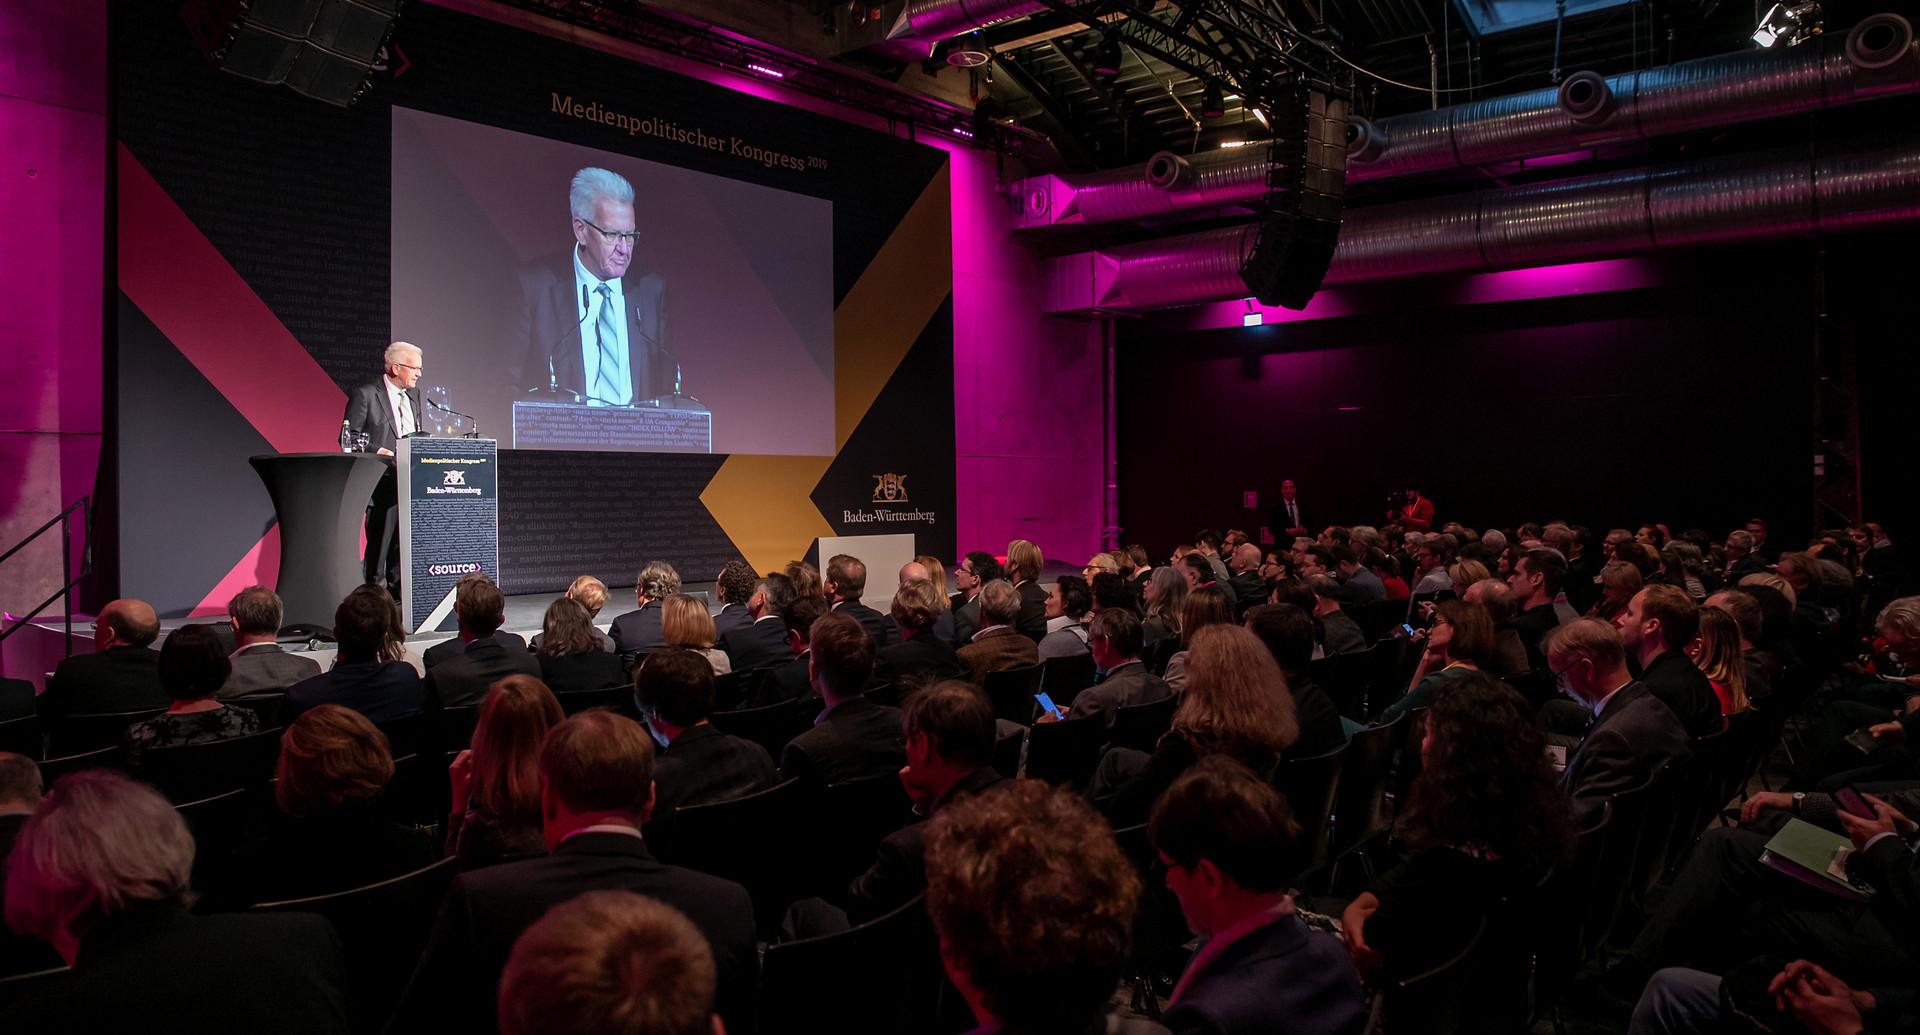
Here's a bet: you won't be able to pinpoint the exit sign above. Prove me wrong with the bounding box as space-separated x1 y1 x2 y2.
1243 491 1258 508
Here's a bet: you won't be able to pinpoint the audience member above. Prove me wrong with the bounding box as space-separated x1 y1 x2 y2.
1307 575 1367 656
1039 574 1094 660
1408 540 1453 598
950 551 1002 646
1195 529 1236 587
1334 544 1386 606
610 560 682 661
0 770 350 1032
744 594 828 707
1367 548 1409 601
424 574 544 712
1243 603 1347 758
1005 539 1050 643
45 597 167 719
1704 587 1772 701
445 675 564 870
784 559 825 602
1545 619 1690 831
1089 570 1137 618
826 553 899 649
661 593 731 675
286 586 423 722
1688 605 1750 728
901 558 957 643
424 574 529 668
0 752 56 977
393 710 756 1034
1227 543 1268 614
535 597 627 692
498 890 721 1035
1378 598 1496 724
124 623 261 765
1446 558 1490 599
1505 549 1569 673
1143 566 1188 646
777 613 903 784
958 579 1040 684
634 649 777 858
711 560 757 641
1588 559 1643 622
875 578 964 694
1165 586 1239 691
1153 756 1367 1035
719 572 796 672
925 780 1158 1035
1613 584 1720 739
219 586 320 697
1045 608 1171 725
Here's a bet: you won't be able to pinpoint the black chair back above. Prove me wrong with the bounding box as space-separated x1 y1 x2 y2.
48 709 163 757
672 778 813 936
253 856 459 1033
139 725 286 803
711 668 749 712
176 786 269 890
373 712 424 758
552 687 626 716
1039 653 1097 699
1108 695 1178 754
862 682 897 708
758 892 949 1035
812 774 915 895
1273 743 1345 882
981 665 1042 726
1365 638 1419 718
1110 823 1190 1019
429 706 483 753
0 967 69 1012
380 750 456 830
1023 715 1108 790
230 693 288 728
708 696 825 761
0 713 38 759
1142 636 1181 677
1308 648 1373 721
1330 711 1407 862
990 727 1026 780
1351 600 1409 644
37 744 124 784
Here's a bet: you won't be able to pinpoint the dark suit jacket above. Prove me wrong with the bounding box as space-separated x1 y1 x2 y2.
286 659 423 724
713 603 753 641
536 649 629 692
950 594 982 648
608 600 666 661
1320 610 1367 656
834 599 899 649
1561 682 1691 832
214 804 437 909
720 616 790 673
1228 571 1269 614
45 645 168 719
778 696 907 785
343 380 420 455
839 767 1002 924
1064 661 1171 724
746 652 813 709
219 643 322 699
0 677 34 721
1287 675 1350 760
1161 913 1367 1035
423 639 544 711
647 724 778 858
394 831 754 1035
423 631 528 670
0 900 349 1034
958 627 1041 685
510 249 669 403
1638 650 1723 740
875 631 964 693
1014 580 1049 643
1269 499 1311 537
1503 604 1561 674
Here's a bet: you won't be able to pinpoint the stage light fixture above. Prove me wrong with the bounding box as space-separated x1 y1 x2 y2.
1753 1 1822 46
1091 36 1122 75
947 31 992 66
1201 82 1225 118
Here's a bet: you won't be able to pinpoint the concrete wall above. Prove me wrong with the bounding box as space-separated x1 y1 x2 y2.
0 0 106 627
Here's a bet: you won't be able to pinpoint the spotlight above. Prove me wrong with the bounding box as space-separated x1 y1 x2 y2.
1250 106 1269 127
946 32 992 67
1200 82 1225 118
1753 1 1822 47
1091 36 1122 75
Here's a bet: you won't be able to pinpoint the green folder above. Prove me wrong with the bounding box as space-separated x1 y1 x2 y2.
1759 817 1869 902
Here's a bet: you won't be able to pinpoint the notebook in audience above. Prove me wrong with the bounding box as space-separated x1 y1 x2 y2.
1759 818 1868 902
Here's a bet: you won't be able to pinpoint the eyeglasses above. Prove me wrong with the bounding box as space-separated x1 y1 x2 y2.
396 363 423 372
1549 657 1585 681
580 218 641 244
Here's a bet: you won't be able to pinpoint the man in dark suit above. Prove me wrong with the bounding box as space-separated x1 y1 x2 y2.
1548 619 1691 832
609 560 680 665
1049 609 1169 726
393 710 756 1035
423 574 542 712
745 596 828 709
634 648 777 858
712 560 757 643
507 167 669 407
1153 757 1368 1035
44 598 168 720
957 580 1039 685
778 613 904 785
1268 479 1311 541
342 340 423 594
826 553 898 649
285 589 423 723
1245 604 1349 759
422 628 527 670
1227 543 1270 615
1504 549 1569 674
838 681 1001 924
948 551 1000 648
1615 584 1721 739
720 574 797 673
218 586 320 699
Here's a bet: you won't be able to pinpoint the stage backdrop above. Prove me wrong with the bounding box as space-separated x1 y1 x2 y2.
112 0 955 617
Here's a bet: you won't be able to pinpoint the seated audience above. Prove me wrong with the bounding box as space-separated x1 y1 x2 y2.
1153 757 1367 1035
446 675 564 870
1227 543 1269 614
1368 548 1409 601
744 594 829 708
1703 588 1772 701
217 704 435 906
1587 559 1643 622
719 572 797 673
958 580 1040 684
839 681 1001 924
286 585 423 722
124 623 261 765
1504 549 1568 672
1334 544 1386 606
610 560 682 662
1242 603 1347 759
1688 605 1750 728
1005 539 1051 643
1464 578 1532 677
1103 624 1299 828
497 890 721 1035
925 780 1157 1035
826 553 899 649
1377 599 1496 724
1047 608 1171 725
0 752 58 977
45 597 167 719
1545 619 1690 831
1039 575 1094 660
424 573 543 712
393 710 756 1034
949 551 1002 647
0 770 350 1032
662 593 731 676
778 613 904 784
901 558 957 644
1447 559 1490 600
634 649 776 856
1143 566 1188 647
1344 674 1573 1016
219 585 320 697
425 573 529 666
1307 575 1367 657
534 597 627 692
874 578 964 695
711 560 757 642
1613 584 1721 739
1164 586 1239 691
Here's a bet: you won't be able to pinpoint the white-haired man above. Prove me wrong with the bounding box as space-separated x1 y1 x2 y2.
343 339 424 591
509 166 672 406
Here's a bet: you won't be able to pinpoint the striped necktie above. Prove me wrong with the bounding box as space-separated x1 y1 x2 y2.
593 284 619 402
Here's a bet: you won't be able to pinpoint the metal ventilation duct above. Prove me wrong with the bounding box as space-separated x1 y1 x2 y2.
888 0 1054 44
1040 132 1920 313
1013 14 1920 229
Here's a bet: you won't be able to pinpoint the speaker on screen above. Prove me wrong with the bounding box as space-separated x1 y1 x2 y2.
1238 81 1351 311
177 0 401 105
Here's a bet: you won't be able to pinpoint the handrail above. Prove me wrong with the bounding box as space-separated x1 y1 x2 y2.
0 494 93 654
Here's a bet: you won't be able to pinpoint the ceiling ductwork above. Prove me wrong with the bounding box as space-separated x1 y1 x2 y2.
1040 132 1920 313
1013 13 1919 229
888 0 1055 45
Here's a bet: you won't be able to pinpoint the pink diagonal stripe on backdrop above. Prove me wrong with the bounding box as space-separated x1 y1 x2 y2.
188 526 284 615
117 142 347 452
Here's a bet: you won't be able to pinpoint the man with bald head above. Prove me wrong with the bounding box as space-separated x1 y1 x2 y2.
1227 542 1268 615
344 340 425 593
46 599 170 719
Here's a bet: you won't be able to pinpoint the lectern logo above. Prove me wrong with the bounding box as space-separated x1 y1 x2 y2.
872 473 908 502
443 470 467 486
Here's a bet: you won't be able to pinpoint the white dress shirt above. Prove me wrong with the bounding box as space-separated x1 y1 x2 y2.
384 376 415 437
574 246 633 405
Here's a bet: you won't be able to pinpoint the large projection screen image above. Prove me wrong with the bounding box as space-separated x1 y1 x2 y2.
391 107 835 456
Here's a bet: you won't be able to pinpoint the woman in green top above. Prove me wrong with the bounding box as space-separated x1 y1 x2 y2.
1377 599 1496 724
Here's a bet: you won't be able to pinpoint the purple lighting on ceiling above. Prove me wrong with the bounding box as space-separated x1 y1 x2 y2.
746 62 787 78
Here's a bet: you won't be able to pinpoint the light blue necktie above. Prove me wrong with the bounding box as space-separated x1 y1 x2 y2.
593 284 619 402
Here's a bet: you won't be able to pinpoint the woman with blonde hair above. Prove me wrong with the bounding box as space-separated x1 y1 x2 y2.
1447 559 1491 600
1163 586 1238 691
1102 623 1299 826
1587 560 1643 621
1689 605 1750 727
661 593 731 675
1142 566 1188 646
1005 539 1048 642
784 560 825 602
913 554 950 604
446 674 564 870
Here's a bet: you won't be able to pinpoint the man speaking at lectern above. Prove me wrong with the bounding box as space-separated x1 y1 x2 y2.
509 167 672 406
344 341 424 594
